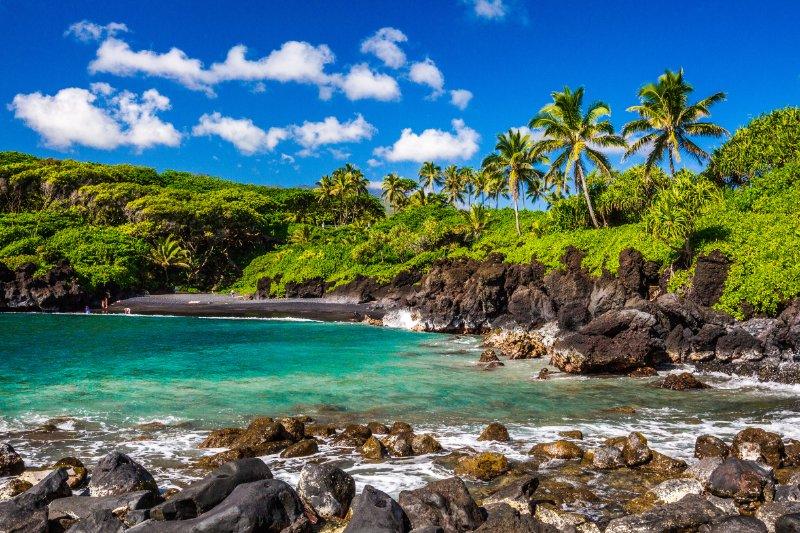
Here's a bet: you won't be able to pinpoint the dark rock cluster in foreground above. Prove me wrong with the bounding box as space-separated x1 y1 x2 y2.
0 260 87 312
4 416 800 532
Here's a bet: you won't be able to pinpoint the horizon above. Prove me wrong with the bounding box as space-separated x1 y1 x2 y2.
1 0 799 189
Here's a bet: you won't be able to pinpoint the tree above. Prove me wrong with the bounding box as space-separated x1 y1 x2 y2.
482 129 545 235
459 167 476 206
150 235 191 286
624 69 727 176
442 165 465 206
531 86 626 228
418 162 443 194
407 189 428 207
643 172 720 261
381 173 416 211
462 204 491 240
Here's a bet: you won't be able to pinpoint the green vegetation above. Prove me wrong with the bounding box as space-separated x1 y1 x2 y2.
3 70 799 318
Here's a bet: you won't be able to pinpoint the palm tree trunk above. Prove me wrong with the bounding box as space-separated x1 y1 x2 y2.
576 165 600 228
512 193 521 236
669 152 676 177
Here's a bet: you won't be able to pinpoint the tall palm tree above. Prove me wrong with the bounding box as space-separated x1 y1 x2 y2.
408 189 428 207
381 173 408 211
418 161 443 194
472 168 490 206
459 167 476 206
442 165 465 206
623 69 728 176
462 204 491 240
482 129 544 235
150 235 191 286
530 86 626 228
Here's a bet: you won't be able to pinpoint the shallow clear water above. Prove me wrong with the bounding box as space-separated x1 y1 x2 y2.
1 313 799 494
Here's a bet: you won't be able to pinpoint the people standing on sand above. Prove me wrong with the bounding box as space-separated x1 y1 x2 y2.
101 290 110 312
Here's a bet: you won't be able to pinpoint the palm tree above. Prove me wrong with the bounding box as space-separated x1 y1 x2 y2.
485 170 509 209
525 175 548 208
482 129 544 235
408 189 428 207
459 167 476 206
330 164 368 224
381 173 407 211
530 86 626 228
471 168 490 206
623 69 728 176
442 165 465 206
418 162 443 194
462 204 491 240
150 235 191 286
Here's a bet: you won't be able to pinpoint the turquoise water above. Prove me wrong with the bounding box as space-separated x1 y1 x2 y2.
1 313 799 490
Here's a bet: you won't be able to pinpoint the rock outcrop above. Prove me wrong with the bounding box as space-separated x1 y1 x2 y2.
0 260 88 312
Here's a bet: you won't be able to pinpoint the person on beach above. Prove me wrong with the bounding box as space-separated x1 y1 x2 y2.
101 290 110 312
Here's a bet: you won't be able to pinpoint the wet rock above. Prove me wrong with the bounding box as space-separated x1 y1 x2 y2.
65 509 125 533
708 458 775 504
483 475 539 510
558 430 583 440
776 513 800 532
605 494 724 533
639 450 688 475
54 457 87 489
551 309 666 374
281 439 319 458
49 491 160 522
537 368 550 379
529 440 584 460
484 330 547 359
399 476 486 531
534 505 599 532
0 443 24 476
344 485 410 533
698 515 768 533
629 366 658 377
383 433 415 457
361 436 388 460
716 328 763 362
688 457 724 485
784 440 800 467
455 452 509 481
127 479 310 532
659 372 711 390
591 446 624 470
297 463 355 519
650 478 704 503
691 323 728 361
733 428 786 468
412 434 443 455
696 435 731 459
306 423 337 438
390 421 414 435
477 349 503 365
756 502 800 532
88 452 158 497
367 422 390 435
776 484 800 502
0 478 32 501
198 428 243 448
333 424 372 447
149 458 272 520
0 468 71 533
278 417 306 441
622 432 652 467
478 422 510 442
231 417 291 452
477 503 550 532
482 361 504 371
195 447 256 469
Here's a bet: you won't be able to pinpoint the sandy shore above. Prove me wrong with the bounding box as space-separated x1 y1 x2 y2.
108 293 385 321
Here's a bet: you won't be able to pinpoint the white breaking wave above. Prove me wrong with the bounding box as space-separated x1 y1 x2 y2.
382 308 422 330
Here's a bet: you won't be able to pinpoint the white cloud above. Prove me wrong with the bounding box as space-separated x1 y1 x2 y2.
367 158 383 168
290 114 376 150
366 180 383 192
409 58 445 98
328 147 351 160
9 85 180 151
360 27 407 68
280 153 296 164
192 113 288 155
510 126 548 143
333 64 400 101
374 119 480 162
65 20 128 42
471 0 507 19
449 89 473 110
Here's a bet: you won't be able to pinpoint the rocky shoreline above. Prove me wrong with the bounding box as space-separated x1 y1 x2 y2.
3 415 800 532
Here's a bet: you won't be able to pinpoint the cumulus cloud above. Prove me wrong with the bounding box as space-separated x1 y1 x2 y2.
360 27 408 68
192 113 376 156
374 119 479 162
290 114 376 150
9 85 180 151
367 158 383 168
65 20 128 42
332 64 400 101
192 112 289 155
88 35 336 97
471 0 507 19
449 89 473 110
409 58 445 98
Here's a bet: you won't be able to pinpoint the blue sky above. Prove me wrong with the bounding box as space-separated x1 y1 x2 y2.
1 0 798 189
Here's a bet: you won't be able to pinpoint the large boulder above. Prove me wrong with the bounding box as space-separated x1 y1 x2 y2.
333 424 372 447
696 435 731 459
688 251 731 307
605 494 725 533
732 428 786 468
344 485 410 533
454 452 509 481
477 422 510 442
65 509 126 533
529 440 584 461
49 491 160 522
0 443 24 476
398 476 486 531
230 417 293 453
660 372 711 391
149 458 272 520
296 463 355 519
198 428 243 448
550 309 666 374
89 452 158 497
708 458 775 504
476 503 552 532
0 468 71 533
716 328 764 362
127 479 310 532
622 432 653 467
